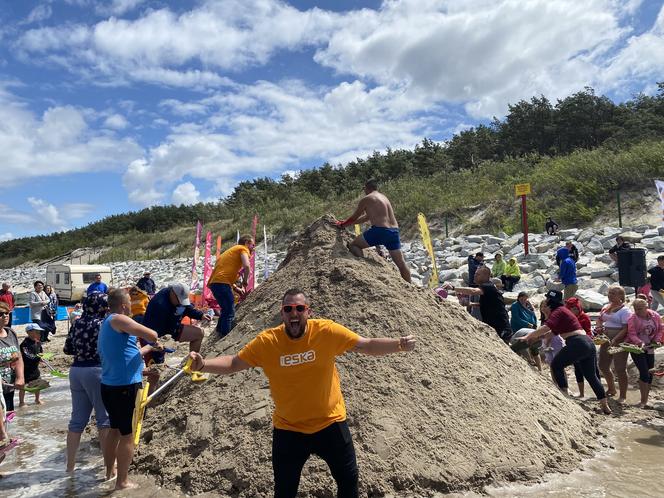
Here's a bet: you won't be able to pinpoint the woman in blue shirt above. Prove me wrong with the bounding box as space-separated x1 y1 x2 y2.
510 292 537 332
98 288 159 490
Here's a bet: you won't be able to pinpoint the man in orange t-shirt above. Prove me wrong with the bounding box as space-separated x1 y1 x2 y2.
188 289 416 498
207 235 254 338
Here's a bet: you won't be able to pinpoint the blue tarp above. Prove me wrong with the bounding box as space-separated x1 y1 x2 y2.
11 306 69 325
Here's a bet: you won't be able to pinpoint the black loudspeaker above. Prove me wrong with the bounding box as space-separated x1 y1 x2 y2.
618 248 646 288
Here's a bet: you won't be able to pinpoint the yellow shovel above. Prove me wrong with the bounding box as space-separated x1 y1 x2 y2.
133 357 208 446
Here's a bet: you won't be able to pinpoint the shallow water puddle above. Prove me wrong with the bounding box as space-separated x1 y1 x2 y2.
457 421 664 498
2 375 664 497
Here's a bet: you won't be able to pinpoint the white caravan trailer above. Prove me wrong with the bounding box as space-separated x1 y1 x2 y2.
46 264 113 302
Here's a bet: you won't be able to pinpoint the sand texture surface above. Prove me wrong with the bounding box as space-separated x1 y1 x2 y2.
132 216 602 496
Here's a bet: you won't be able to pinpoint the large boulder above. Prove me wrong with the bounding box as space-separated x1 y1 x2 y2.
558 228 580 239
576 289 608 310
620 231 643 243
586 238 605 254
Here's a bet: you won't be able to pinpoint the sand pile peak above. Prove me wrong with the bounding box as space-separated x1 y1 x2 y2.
134 215 601 496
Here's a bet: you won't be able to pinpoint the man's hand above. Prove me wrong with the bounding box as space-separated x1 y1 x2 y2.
399 335 416 352
201 313 212 322
150 341 164 352
188 351 204 372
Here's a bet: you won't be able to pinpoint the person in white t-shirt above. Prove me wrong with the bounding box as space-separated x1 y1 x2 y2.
595 285 632 403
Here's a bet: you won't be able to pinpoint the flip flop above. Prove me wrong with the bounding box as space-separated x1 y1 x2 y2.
0 438 19 456
5 412 15 423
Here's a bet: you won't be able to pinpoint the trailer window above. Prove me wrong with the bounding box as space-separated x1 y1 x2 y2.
82 272 98 283
56 274 60 284
65 273 70 284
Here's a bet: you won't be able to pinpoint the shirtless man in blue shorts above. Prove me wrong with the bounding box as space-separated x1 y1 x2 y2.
336 179 411 282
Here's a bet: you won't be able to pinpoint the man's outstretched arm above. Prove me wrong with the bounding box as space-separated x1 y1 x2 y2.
336 198 367 227
352 335 416 356
188 352 252 375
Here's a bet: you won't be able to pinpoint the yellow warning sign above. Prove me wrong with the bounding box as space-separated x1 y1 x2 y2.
515 183 531 196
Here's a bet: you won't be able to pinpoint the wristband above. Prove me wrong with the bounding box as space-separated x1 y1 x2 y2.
397 338 403 352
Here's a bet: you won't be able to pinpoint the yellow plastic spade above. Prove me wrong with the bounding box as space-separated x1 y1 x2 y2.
133 381 150 446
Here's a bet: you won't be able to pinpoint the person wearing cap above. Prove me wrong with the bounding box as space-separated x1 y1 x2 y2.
19 324 44 406
136 271 156 296
141 282 210 358
521 290 611 415
207 235 254 338
0 283 15 328
0 301 24 413
86 274 108 296
187 288 416 498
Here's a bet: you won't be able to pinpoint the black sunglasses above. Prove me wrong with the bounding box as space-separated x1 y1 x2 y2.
282 304 308 313
0 312 9 317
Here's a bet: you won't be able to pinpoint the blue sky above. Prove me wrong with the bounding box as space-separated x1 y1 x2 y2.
1 0 663 240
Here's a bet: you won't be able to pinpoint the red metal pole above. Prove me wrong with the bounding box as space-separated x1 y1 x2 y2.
521 194 528 255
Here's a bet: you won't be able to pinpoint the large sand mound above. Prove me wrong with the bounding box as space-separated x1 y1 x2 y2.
134 216 601 496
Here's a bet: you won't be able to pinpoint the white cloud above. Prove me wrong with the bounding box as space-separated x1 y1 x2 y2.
104 113 128 129
0 232 14 242
95 0 147 16
25 5 53 25
313 0 631 118
0 86 142 185
600 4 664 94
15 0 338 88
60 203 95 219
172 182 201 205
122 78 431 205
27 197 66 228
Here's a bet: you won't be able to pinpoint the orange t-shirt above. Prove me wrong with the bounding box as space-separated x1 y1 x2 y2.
130 290 149 317
208 245 250 285
238 319 360 434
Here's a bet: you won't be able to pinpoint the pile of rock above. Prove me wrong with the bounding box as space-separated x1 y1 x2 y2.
402 224 664 310
1 251 286 298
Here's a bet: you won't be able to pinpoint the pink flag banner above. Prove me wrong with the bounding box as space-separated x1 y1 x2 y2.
216 235 222 260
190 221 202 291
263 225 269 280
247 214 258 292
203 232 212 301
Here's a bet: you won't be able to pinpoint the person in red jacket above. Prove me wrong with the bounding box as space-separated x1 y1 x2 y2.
0 283 15 328
565 297 591 335
565 296 598 398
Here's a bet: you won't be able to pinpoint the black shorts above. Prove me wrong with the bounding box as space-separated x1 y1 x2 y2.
100 383 141 436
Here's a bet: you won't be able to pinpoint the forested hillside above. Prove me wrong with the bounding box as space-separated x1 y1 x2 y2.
2 85 664 268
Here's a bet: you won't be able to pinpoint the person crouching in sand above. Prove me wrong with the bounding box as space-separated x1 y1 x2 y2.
520 290 611 414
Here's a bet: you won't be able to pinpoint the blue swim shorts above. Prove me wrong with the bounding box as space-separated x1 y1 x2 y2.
363 226 401 251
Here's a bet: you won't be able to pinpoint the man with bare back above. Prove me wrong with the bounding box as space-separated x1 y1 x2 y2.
335 179 411 282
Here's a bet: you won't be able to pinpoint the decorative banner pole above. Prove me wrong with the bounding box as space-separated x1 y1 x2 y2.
202 232 212 303
655 180 664 227
247 215 258 292
190 221 202 291
263 225 269 281
417 213 439 287
515 183 531 255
